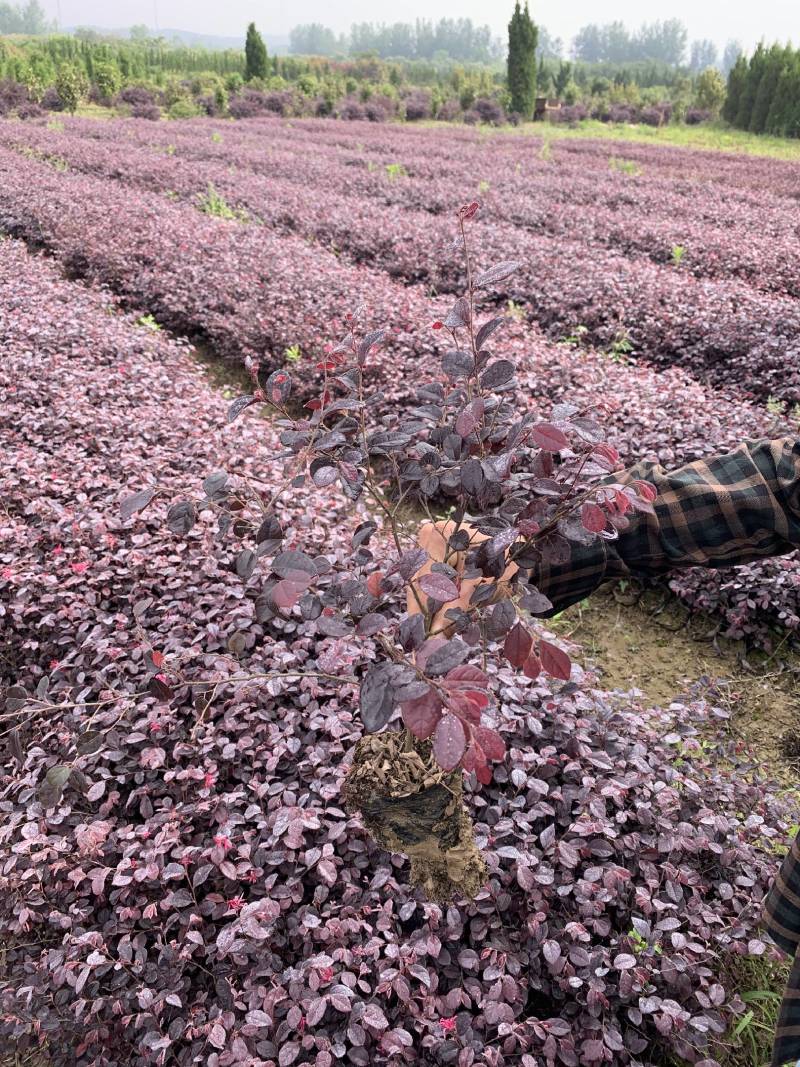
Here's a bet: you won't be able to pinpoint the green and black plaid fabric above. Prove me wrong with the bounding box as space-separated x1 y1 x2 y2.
537 437 800 1067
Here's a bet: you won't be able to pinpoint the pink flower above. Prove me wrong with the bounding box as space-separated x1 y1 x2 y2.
440 1017 456 1033
71 561 89 575
214 835 233 852
226 896 245 912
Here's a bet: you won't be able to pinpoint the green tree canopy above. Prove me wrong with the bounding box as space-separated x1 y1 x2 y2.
245 22 268 81
55 62 88 113
694 67 725 112
507 2 538 117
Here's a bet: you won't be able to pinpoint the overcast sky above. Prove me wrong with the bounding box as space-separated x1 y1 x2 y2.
40 0 797 52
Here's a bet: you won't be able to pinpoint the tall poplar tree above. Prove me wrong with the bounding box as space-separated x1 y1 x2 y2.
507 2 538 118
245 22 268 81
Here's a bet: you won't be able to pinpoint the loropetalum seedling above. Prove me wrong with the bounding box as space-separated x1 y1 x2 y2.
131 201 657 897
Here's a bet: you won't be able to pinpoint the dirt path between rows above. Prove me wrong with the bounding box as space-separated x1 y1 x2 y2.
552 586 800 783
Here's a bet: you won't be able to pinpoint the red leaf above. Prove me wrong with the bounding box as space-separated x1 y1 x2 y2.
444 691 483 723
367 572 383 597
530 423 569 452
418 572 460 604
539 639 572 681
461 743 479 773
522 653 542 680
633 479 658 503
271 579 305 613
433 714 467 771
151 651 164 669
444 664 491 718
581 502 607 534
593 442 620 468
475 762 493 785
504 622 532 669
445 664 490 688
474 726 506 761
401 690 443 740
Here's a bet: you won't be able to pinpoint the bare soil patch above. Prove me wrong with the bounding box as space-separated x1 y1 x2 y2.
552 586 800 782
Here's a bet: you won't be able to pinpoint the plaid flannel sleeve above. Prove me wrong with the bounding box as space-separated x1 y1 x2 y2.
536 437 800 616
535 437 800 1066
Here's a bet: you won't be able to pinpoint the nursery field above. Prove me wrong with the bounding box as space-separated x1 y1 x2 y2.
2 115 800 1067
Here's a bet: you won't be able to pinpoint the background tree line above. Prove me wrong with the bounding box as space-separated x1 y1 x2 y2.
287 14 740 79
0 0 48 35
724 42 800 138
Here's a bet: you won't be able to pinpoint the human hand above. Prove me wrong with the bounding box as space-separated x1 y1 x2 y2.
407 519 518 635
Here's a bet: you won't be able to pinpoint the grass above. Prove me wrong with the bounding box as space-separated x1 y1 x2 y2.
506 118 800 162
718 955 790 1067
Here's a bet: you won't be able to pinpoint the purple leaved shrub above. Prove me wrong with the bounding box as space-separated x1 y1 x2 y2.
0 79 33 117
39 86 64 111
404 90 433 122
685 108 714 126
116 85 157 109
131 103 162 121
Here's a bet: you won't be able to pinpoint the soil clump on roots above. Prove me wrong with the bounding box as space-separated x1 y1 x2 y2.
343 731 487 901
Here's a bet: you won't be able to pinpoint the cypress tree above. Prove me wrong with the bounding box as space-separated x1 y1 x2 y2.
722 53 747 124
750 43 789 133
765 58 793 134
777 54 800 138
507 2 538 118
245 22 268 81
735 42 765 129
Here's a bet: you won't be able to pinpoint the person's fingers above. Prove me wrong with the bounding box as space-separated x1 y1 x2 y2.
408 520 462 616
409 519 519 622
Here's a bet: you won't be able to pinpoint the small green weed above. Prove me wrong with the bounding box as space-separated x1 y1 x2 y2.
561 324 589 347
607 330 634 363
671 244 686 267
284 344 302 364
211 131 223 144
385 162 407 181
506 299 526 321
538 140 553 162
478 179 490 194
609 155 642 176
198 183 248 222
137 314 162 332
